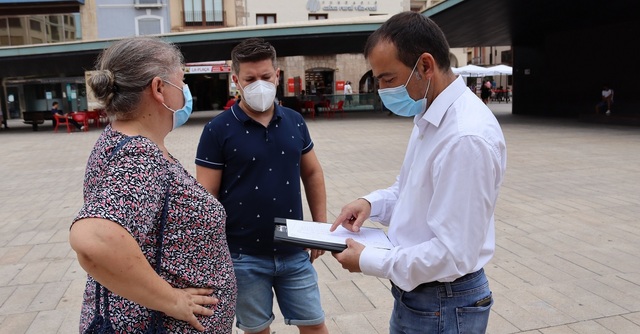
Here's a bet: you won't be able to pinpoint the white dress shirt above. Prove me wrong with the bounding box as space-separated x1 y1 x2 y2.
360 76 507 292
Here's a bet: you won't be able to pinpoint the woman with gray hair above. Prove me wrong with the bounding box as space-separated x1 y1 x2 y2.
69 36 236 333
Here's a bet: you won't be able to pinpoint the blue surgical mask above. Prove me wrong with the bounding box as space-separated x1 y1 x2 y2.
162 80 193 130
378 58 430 117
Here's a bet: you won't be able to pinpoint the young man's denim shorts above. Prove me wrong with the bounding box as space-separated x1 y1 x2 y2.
230 250 325 332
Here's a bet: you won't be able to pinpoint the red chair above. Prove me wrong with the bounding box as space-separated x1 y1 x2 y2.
320 100 331 118
53 113 72 133
71 112 89 131
301 101 316 119
86 110 100 127
329 100 345 118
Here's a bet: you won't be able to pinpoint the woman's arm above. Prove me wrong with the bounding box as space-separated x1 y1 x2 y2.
70 218 217 331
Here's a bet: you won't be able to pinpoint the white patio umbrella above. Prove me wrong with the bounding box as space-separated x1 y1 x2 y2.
452 64 491 77
485 64 512 75
485 65 513 89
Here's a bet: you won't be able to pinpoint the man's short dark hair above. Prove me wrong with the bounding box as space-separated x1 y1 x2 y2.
231 38 277 74
52 102 59 107
364 11 451 70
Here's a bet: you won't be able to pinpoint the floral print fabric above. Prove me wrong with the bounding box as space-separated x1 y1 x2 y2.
73 126 236 333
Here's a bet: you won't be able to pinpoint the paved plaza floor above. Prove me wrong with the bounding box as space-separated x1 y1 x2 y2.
1 103 640 334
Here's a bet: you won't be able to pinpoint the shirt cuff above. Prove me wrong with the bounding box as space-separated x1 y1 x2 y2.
362 192 384 218
359 245 389 278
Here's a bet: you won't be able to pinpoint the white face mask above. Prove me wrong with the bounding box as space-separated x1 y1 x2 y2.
238 80 277 112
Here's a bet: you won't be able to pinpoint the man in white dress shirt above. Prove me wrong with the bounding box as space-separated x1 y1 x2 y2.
330 12 507 334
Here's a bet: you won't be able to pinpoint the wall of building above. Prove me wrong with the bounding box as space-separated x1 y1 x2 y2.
95 0 170 39
81 0 98 40
245 0 401 25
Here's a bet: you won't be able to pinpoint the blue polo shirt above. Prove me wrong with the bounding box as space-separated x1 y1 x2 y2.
195 104 314 255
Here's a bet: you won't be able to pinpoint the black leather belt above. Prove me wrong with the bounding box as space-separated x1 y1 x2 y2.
392 269 483 293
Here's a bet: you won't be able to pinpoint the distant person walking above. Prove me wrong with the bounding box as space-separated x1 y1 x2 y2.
595 84 614 115
480 80 492 104
344 80 354 105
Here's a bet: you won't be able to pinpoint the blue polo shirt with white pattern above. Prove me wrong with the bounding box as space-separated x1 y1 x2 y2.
195 103 314 255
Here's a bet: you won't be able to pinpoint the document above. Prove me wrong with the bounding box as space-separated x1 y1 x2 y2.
273 218 393 252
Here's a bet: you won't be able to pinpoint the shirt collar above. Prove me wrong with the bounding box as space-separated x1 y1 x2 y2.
231 103 283 125
415 75 467 130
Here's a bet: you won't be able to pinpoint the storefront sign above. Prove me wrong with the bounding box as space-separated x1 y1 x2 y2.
321 5 377 11
336 80 345 92
185 65 231 74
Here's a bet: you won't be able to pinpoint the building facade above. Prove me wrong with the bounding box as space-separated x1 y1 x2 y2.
0 0 510 118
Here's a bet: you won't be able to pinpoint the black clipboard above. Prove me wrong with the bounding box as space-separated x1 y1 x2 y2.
273 218 347 252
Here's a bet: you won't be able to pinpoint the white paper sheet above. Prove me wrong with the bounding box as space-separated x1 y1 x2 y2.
285 219 393 250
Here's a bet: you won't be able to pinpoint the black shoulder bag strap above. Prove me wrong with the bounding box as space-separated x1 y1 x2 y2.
84 136 170 334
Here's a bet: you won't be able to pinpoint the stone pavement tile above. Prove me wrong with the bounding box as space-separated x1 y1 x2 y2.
487 311 520 334
485 262 533 290
534 253 600 280
318 283 345 317
6 230 38 247
0 288 15 311
59 309 81 334
35 259 74 284
576 276 640 312
325 280 376 313
25 281 70 312
351 276 393 310
511 258 576 284
526 285 598 322
491 259 553 287
330 313 378 334
622 311 640 326
595 315 640 333
538 326 577 334
546 282 627 318
0 264 24 286
9 262 48 286
361 308 391 333
20 244 57 263
565 320 613 333
493 237 541 260
0 284 43 315
502 289 575 327
490 293 549 331
0 312 37 334
24 309 68 334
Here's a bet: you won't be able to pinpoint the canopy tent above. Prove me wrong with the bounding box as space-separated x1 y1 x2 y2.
485 64 512 75
485 64 513 90
452 64 491 77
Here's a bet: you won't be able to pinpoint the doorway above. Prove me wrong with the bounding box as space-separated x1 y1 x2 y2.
305 68 334 97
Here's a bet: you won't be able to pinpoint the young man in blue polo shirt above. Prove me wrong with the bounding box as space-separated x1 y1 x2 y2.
195 38 329 334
